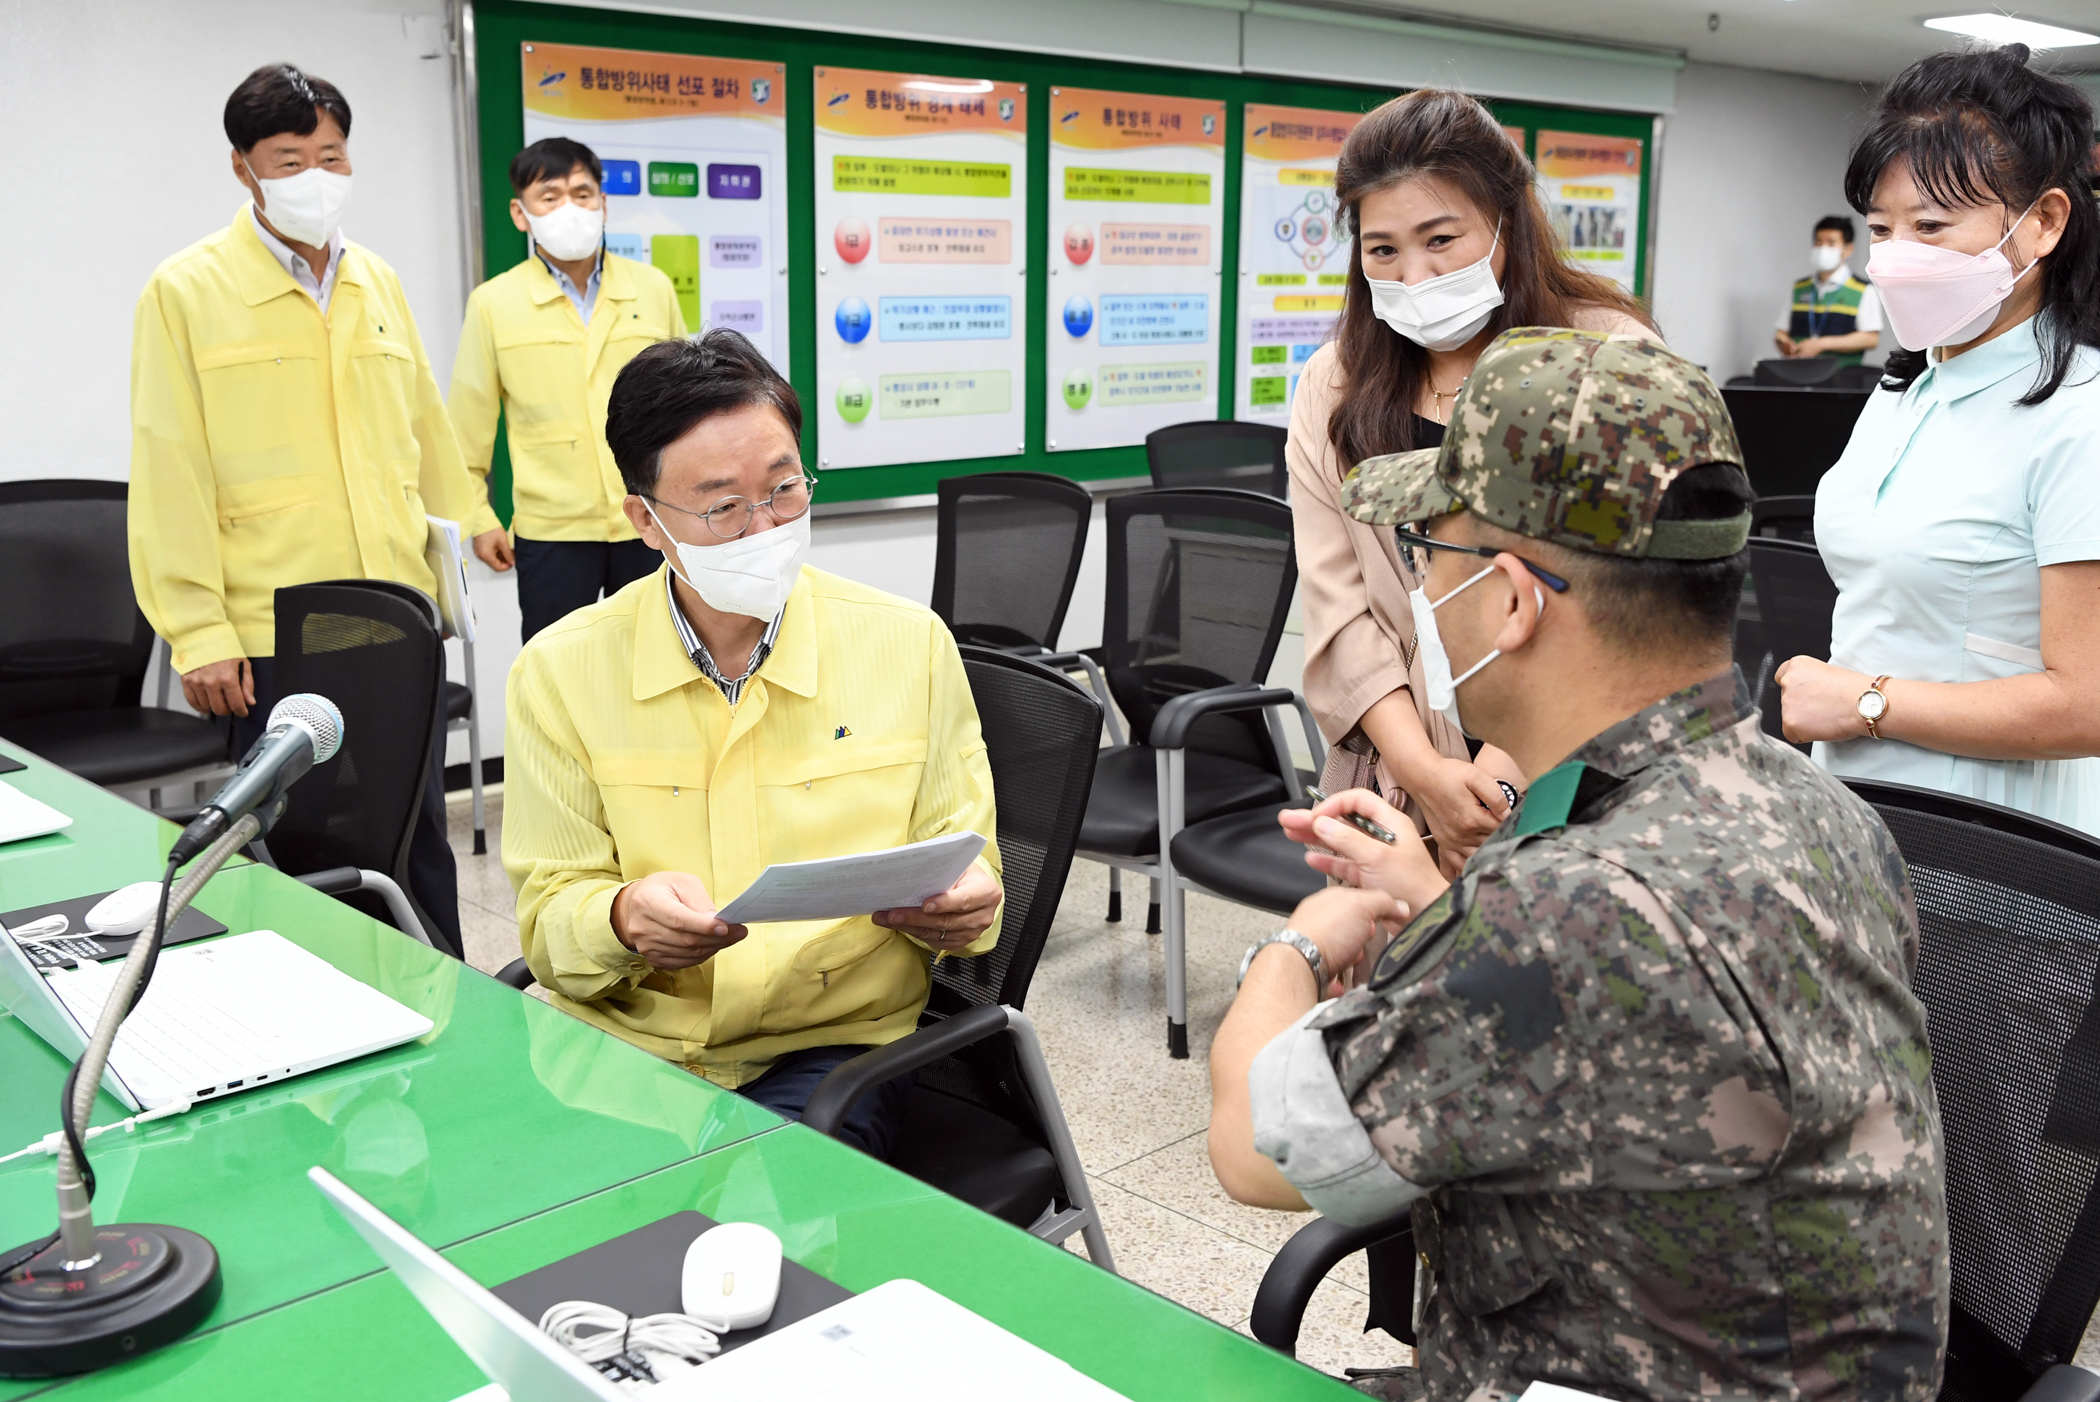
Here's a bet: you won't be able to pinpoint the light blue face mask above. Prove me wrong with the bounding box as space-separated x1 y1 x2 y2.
1408 566 1543 738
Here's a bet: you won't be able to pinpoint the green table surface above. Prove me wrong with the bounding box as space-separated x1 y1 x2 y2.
0 743 1354 1400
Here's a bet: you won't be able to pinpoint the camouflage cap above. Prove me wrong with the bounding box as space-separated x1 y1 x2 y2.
1340 328 1750 559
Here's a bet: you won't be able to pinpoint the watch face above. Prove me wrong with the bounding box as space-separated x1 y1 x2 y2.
1859 689 1887 720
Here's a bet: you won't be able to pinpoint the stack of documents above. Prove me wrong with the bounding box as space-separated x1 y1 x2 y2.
717 832 986 924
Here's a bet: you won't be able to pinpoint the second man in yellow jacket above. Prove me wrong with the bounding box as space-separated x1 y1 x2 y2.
449 137 689 640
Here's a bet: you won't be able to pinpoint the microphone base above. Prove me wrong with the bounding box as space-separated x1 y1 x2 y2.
0 1226 220 1377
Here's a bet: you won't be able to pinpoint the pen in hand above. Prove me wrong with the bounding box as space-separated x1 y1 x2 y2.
1304 787 1398 845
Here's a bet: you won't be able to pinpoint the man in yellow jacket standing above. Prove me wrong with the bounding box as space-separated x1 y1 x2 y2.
449 137 688 641
129 63 499 957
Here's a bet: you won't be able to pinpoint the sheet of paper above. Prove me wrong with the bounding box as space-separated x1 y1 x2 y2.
717 831 986 925
423 515 476 643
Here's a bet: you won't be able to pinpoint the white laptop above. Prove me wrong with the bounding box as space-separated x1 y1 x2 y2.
309 1166 1132 1402
0 924 433 1112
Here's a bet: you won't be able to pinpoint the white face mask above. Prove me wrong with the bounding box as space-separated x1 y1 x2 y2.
645 503 809 621
526 200 605 263
244 157 351 248
1365 220 1505 352
1811 244 1846 275
1409 564 1542 737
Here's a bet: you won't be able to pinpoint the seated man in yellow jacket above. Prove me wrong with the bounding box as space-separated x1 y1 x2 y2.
504 330 1004 1157
129 63 502 957
449 137 689 641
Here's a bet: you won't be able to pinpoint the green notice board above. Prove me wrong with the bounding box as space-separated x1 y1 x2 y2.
471 0 1654 516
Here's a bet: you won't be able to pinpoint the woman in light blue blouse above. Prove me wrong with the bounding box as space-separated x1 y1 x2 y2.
1776 46 2100 835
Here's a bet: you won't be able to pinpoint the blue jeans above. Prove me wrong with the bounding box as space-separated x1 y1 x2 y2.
733 1045 914 1161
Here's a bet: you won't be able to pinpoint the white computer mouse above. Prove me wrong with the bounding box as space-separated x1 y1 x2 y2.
84 882 166 937
680 1221 781 1331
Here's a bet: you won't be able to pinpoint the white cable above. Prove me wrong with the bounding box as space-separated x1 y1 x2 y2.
539 1300 723 1378
0 1097 193 1166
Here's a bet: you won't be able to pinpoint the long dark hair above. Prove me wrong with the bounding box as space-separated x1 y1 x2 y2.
1328 89 1653 470
1844 44 2100 403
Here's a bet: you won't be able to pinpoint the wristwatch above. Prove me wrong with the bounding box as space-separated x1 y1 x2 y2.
1239 928 1329 990
1858 675 1892 739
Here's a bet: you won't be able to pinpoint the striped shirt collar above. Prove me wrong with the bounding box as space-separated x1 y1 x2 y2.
665 571 783 705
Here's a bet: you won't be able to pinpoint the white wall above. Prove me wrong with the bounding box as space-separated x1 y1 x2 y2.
1649 60 1881 380
0 0 465 484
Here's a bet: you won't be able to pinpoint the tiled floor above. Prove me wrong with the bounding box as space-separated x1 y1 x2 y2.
444 790 2100 1381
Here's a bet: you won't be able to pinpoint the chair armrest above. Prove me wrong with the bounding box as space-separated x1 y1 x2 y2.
802 1003 1012 1138
494 958 535 990
1037 651 1126 747
1248 1213 1414 1357
2023 1367 2100 1402
295 867 434 948
1149 684 1294 751
296 866 364 896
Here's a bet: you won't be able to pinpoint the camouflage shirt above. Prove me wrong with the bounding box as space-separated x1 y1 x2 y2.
1301 671 1947 1401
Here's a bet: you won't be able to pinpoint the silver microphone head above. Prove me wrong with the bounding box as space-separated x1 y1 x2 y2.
268 693 344 764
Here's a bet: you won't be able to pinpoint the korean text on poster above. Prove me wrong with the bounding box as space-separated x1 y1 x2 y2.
1535 130 1643 292
813 67 1028 470
1046 89 1226 453
1235 104 1363 424
521 43 788 368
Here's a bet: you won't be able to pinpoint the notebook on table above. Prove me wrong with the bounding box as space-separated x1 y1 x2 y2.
0 925 433 1113
311 1167 1132 1401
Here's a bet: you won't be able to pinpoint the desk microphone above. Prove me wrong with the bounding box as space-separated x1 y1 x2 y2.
0 693 345 1377
168 694 344 866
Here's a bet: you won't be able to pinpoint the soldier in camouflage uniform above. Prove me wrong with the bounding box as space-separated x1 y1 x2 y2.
1207 328 1947 1401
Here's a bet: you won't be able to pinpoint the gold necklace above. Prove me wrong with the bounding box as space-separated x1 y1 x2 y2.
1429 375 1467 423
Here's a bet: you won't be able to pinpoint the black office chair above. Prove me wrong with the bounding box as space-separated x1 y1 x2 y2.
1250 782 2100 1402
1743 537 1836 746
1145 421 1290 499
1043 489 1304 1057
1751 495 1817 543
1754 356 1843 388
267 581 448 951
930 471 1092 654
1845 780 2100 1402
0 480 228 797
802 648 1113 1266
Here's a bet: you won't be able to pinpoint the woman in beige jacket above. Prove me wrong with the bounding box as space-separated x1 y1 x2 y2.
1294 89 1656 874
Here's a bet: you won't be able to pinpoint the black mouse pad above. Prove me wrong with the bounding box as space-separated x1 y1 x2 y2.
1 891 229 963
492 1210 853 1360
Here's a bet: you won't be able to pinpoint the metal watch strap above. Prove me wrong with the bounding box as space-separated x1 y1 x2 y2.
1864 674 1891 739
1238 928 1328 990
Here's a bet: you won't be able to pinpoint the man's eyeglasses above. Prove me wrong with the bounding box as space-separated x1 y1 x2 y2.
1395 526 1571 593
647 474 818 540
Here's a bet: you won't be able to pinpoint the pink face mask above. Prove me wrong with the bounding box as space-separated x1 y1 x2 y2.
1867 203 2040 352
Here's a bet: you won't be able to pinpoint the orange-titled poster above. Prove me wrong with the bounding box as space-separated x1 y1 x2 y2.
1536 131 1643 290
812 68 1028 470
1237 104 1365 422
1046 87 1227 452
520 42 786 361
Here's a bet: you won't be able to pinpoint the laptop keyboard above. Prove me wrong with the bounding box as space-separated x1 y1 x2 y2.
50 958 284 1097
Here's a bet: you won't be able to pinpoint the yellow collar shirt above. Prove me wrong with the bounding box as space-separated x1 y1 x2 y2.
503 564 1001 1088
128 205 497 672
447 252 687 544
